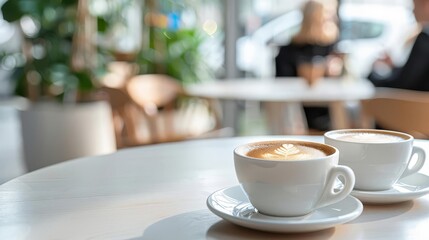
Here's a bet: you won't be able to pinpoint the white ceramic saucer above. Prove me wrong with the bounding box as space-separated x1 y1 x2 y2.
351 173 429 204
206 185 363 233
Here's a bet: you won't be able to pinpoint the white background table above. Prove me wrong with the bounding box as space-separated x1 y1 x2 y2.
1 136 429 239
186 77 375 134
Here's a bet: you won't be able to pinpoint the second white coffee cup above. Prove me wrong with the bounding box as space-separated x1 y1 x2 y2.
234 140 355 217
325 129 426 191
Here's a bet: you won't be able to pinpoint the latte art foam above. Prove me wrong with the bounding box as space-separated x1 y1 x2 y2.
334 132 404 143
247 143 327 160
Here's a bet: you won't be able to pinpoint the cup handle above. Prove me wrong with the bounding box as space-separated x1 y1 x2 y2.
400 146 426 179
315 166 355 209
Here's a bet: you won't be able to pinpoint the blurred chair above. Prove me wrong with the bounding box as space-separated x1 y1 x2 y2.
360 87 429 138
126 74 231 145
100 87 147 148
101 61 139 89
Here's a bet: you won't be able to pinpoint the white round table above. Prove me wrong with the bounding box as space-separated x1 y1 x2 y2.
1 136 428 240
185 77 375 134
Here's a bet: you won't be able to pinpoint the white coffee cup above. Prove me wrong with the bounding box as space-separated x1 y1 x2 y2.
324 129 426 191
234 140 355 217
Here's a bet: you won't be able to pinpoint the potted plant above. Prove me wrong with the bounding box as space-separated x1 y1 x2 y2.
1 0 117 171
1 0 103 102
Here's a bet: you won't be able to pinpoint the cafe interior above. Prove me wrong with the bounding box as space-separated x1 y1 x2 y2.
1 0 429 238
1 0 421 182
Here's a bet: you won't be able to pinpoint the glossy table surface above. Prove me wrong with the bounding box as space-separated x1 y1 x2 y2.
1 136 429 240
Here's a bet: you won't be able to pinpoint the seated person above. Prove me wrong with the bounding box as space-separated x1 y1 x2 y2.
275 0 342 131
368 0 429 91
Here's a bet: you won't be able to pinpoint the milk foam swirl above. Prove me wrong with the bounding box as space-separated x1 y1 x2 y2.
261 144 325 160
335 132 404 143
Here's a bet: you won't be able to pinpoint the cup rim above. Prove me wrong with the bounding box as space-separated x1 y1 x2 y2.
324 129 413 144
234 139 338 162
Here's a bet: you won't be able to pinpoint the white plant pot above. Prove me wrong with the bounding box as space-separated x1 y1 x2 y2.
20 101 117 171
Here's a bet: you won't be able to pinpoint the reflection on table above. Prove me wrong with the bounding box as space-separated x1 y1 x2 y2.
1 136 429 239
185 77 375 134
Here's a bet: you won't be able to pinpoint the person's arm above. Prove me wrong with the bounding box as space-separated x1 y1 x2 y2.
368 32 429 90
367 53 398 87
320 43 344 77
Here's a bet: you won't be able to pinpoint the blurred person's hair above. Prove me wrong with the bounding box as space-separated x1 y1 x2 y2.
292 0 339 45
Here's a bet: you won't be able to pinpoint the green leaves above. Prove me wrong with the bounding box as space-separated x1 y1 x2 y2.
138 27 208 85
0 0 97 102
1 0 29 22
97 17 109 33
1 0 78 22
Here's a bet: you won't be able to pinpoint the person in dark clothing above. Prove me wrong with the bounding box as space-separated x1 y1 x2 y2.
275 0 342 131
368 0 429 91
276 44 335 78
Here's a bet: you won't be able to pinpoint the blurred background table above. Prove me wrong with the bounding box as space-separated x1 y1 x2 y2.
185 77 375 135
1 136 429 239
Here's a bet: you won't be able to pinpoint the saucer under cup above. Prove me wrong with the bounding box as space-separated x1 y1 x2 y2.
207 185 363 233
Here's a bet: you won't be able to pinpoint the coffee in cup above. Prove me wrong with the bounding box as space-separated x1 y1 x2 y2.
332 131 405 143
245 141 329 160
234 140 355 217
324 129 426 191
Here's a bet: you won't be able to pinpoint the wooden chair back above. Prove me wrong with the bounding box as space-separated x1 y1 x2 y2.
127 74 182 113
100 87 152 148
361 87 429 138
125 74 229 145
